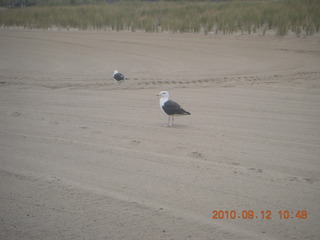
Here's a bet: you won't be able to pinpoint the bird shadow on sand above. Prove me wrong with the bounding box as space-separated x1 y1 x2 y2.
160 123 190 129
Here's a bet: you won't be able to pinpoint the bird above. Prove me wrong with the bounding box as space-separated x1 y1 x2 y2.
113 70 125 83
157 91 191 127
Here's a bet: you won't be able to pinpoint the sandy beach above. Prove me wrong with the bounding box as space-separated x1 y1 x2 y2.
0 29 319 240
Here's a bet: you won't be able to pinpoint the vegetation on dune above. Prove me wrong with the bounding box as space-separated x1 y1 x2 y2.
0 0 319 36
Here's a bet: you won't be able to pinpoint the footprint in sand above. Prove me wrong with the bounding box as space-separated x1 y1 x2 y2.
286 177 314 184
189 151 206 160
248 167 263 173
11 112 21 117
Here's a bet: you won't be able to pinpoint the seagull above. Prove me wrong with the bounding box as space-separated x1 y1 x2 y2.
157 91 191 127
113 70 125 83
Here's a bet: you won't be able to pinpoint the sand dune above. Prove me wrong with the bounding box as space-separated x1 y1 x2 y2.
0 29 320 240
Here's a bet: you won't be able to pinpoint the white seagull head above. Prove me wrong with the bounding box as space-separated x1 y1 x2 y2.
157 91 169 99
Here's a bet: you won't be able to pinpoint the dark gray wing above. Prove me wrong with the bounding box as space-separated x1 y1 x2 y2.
113 72 125 81
163 100 191 115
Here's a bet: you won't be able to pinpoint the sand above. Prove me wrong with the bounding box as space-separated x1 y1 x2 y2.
0 29 319 240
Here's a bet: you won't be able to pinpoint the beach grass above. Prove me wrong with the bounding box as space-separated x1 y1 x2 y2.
0 0 319 36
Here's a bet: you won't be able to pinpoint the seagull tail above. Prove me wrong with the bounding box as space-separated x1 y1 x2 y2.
183 110 191 115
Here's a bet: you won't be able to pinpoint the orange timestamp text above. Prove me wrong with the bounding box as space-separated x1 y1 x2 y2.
212 210 308 220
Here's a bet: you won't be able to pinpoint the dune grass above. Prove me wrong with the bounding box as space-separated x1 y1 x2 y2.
0 0 319 36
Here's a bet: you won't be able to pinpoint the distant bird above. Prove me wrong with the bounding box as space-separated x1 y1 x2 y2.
157 91 191 127
113 70 125 83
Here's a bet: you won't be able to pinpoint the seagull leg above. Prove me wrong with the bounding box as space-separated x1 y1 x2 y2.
163 116 171 127
167 116 174 127
163 116 175 127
